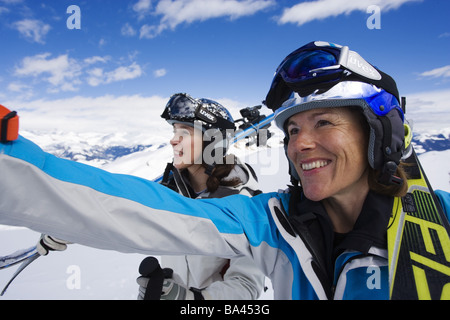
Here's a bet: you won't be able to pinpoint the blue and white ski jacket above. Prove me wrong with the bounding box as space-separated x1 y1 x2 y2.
1 136 449 300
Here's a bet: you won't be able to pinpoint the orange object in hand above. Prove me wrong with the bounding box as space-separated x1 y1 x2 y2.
0 104 19 142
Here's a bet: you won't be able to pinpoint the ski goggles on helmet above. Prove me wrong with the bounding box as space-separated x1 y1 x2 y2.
274 81 404 132
161 93 235 130
265 41 400 112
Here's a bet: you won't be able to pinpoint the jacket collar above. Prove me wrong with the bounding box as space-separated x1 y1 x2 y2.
285 186 393 296
287 186 393 255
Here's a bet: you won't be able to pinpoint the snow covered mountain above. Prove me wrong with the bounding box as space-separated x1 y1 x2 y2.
1 125 449 300
413 129 450 154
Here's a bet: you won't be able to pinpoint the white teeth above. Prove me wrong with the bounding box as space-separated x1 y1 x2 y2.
301 160 329 171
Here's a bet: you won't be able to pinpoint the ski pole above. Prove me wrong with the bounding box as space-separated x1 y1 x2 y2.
138 256 165 300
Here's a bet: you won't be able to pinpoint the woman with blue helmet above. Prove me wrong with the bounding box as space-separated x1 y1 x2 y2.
0 41 449 300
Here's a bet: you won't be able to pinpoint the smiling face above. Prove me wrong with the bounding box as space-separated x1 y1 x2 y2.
170 123 204 170
286 107 370 202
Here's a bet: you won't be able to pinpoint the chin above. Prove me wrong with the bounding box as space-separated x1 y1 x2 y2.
173 162 188 170
302 188 327 202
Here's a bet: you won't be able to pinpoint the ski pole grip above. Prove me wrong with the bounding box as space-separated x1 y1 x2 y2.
0 105 19 143
139 256 164 300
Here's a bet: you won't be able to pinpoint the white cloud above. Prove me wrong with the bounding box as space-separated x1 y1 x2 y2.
133 0 153 19
14 53 81 92
121 23 137 37
106 62 143 83
419 65 450 79
86 68 105 87
140 24 162 39
133 0 152 11
14 53 143 93
0 0 24 4
7 82 31 92
140 0 274 38
5 94 171 135
86 62 143 86
277 0 421 26
12 19 51 44
153 68 167 78
7 81 34 99
98 38 107 47
404 88 450 133
84 56 111 65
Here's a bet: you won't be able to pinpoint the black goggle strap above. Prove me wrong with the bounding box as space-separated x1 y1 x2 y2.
195 105 235 130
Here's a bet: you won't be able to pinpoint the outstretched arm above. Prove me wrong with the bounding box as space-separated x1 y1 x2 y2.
0 135 278 261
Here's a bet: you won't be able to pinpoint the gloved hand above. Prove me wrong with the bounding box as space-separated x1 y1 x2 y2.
36 234 71 256
137 268 198 300
160 272 195 300
0 104 19 143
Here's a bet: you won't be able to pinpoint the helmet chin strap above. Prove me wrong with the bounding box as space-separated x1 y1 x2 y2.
378 161 403 186
282 136 301 187
376 115 405 186
204 163 215 176
378 122 412 186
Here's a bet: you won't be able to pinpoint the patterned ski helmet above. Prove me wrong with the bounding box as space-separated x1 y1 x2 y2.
161 93 236 171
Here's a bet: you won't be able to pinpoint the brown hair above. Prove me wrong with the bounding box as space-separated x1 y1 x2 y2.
368 165 409 197
203 155 242 193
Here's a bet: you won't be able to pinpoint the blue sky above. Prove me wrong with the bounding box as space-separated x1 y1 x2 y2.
0 0 449 133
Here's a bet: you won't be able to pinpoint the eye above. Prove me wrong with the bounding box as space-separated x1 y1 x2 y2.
175 129 190 135
287 126 299 137
181 129 191 136
316 119 332 128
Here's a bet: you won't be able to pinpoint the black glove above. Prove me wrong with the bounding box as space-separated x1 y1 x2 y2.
137 268 204 300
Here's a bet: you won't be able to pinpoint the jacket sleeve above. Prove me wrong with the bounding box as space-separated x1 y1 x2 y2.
0 136 280 261
436 190 450 222
202 254 266 300
196 162 266 300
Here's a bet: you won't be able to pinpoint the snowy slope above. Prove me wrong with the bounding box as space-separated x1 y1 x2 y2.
0 129 449 300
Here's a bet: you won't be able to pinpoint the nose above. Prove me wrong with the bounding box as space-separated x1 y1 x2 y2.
288 130 316 153
170 133 182 146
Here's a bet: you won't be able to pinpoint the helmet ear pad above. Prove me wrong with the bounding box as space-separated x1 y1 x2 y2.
363 107 405 171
